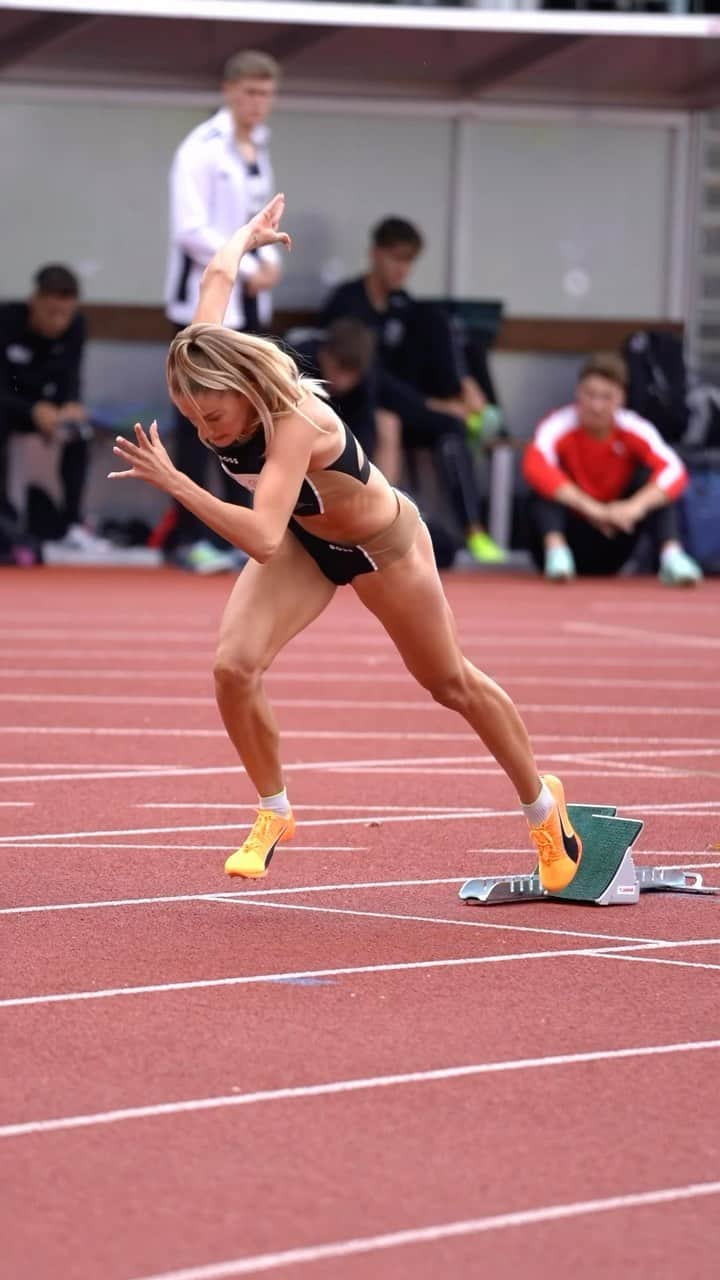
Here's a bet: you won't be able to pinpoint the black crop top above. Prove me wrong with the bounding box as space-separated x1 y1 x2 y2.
210 420 371 516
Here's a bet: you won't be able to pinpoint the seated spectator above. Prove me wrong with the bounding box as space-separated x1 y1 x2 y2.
523 352 703 586
0 265 108 554
287 318 402 484
320 217 504 564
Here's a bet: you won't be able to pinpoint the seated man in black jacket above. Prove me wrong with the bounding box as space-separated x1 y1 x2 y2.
288 317 403 485
0 264 107 551
320 218 504 563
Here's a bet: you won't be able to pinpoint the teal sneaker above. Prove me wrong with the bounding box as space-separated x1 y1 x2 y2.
659 547 703 587
544 544 576 582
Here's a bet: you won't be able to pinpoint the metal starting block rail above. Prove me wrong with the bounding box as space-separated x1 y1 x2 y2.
460 804 720 908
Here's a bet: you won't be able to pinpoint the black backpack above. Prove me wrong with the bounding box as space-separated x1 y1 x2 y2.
623 330 689 443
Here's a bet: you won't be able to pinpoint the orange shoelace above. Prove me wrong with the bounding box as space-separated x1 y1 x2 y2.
244 811 286 855
529 824 563 866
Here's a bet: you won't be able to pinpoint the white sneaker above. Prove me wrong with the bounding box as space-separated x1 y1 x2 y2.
544 544 576 582
659 547 703 587
55 524 113 554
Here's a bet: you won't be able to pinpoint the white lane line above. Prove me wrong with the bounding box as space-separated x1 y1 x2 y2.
2 692 720 715
0 873 710 942
3 804 719 848
5 739 715 772
0 876 668 945
4 648 716 672
0 941 682 1010
3 1039 719 1141
661 861 720 870
129 1180 720 1280
1 667 716 692
0 802 32 806
0 842 370 854
0 811 500 845
0 879 466 917
138 804 508 813
2 728 718 745
0 762 176 770
295 767 713 782
600 954 720 973
211 898 720 953
566 621 720 650
1 757 716 787
0 626 661 648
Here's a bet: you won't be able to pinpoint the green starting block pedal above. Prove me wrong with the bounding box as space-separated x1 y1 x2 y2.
459 804 720 907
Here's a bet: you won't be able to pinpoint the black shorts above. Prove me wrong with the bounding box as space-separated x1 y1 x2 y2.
288 491 420 586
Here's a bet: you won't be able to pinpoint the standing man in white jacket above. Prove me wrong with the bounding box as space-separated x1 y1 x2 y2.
165 50 282 572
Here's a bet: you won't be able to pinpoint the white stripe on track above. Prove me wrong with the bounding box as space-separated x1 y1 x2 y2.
1 692 719 715
0 811 500 845
129 1180 720 1280
3 1039 718 1140
600 954 720 973
0 842 370 854
0 939 713 1010
2 803 719 848
211 898 720 951
1 728 718 745
0 866 713 919
0 878 465 917
0 666 715 692
566 621 720 650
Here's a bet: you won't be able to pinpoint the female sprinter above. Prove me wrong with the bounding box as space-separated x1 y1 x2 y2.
109 195 581 892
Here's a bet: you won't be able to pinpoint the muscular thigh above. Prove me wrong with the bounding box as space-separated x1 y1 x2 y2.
216 530 336 671
352 520 463 685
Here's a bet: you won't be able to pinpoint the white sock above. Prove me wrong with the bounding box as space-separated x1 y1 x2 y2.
258 788 292 817
521 780 554 827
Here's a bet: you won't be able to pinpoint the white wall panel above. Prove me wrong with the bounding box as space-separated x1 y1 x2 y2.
0 97 453 306
458 118 673 317
0 92 677 320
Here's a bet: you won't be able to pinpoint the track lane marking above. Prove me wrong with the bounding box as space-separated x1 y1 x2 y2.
2 692 720 714
3 1039 719 1140
128 1180 720 1279
1 940 714 1010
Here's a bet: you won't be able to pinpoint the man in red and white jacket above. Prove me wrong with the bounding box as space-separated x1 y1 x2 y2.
523 353 702 585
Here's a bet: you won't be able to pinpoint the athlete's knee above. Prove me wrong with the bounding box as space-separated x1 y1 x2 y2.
213 643 265 697
421 664 472 713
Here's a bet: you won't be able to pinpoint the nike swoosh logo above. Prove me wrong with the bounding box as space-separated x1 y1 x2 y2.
263 828 288 870
559 814 580 863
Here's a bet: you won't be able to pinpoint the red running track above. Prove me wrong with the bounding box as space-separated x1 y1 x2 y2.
1 566 719 1280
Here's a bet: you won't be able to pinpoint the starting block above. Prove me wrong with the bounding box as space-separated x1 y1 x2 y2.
459 804 720 907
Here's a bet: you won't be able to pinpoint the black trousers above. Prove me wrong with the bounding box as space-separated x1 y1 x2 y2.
1 427 88 536
527 487 680 576
378 370 482 532
59 436 88 527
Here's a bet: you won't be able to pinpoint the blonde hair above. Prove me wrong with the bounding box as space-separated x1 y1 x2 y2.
167 323 327 446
